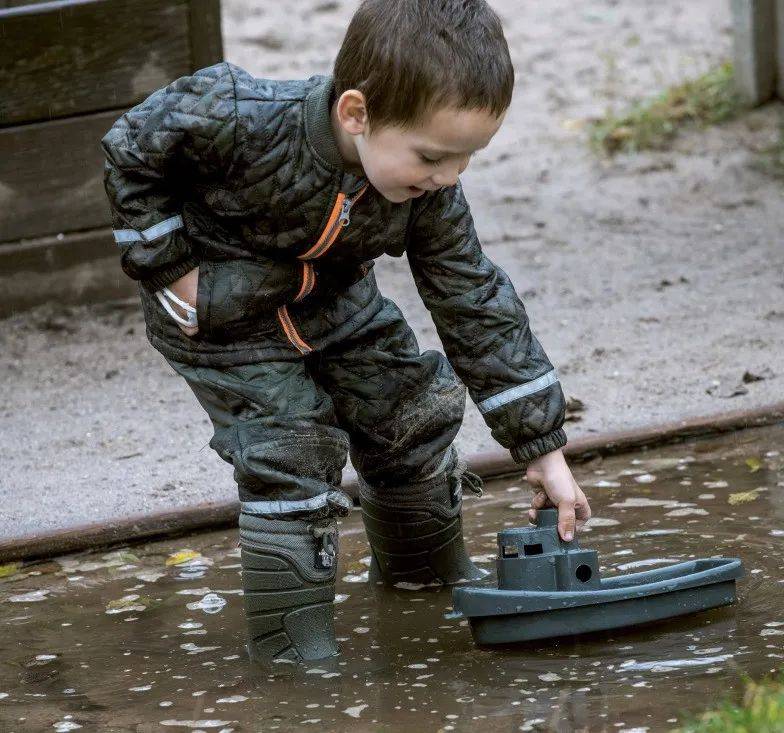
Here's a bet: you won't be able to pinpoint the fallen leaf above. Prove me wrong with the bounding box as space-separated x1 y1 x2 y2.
728 490 760 505
106 593 156 614
742 368 774 383
745 457 762 473
165 550 202 567
565 396 585 423
0 563 20 579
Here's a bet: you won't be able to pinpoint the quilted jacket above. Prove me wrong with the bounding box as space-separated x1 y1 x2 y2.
100 62 567 464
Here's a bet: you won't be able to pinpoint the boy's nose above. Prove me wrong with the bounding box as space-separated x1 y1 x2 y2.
430 156 469 188
431 167 459 188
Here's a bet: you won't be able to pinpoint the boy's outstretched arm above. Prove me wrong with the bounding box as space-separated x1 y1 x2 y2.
406 180 590 539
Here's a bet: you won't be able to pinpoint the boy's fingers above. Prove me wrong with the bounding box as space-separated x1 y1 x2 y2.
557 502 576 542
528 491 548 524
574 485 591 524
530 490 548 508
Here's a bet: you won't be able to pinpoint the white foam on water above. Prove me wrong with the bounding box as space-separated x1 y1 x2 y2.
618 654 733 672
160 721 235 728
343 704 369 718
186 593 226 614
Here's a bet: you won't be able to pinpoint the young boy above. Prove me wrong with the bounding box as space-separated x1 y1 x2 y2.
101 0 591 664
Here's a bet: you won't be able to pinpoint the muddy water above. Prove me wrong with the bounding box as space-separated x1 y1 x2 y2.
1 426 782 733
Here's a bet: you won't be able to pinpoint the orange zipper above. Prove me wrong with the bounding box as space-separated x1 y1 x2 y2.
298 184 368 261
277 304 313 354
279 183 369 354
293 261 315 302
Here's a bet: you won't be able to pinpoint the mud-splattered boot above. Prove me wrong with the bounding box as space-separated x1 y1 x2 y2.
358 451 488 587
238 513 342 664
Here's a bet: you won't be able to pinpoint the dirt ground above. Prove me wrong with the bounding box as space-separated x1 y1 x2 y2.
1 0 782 539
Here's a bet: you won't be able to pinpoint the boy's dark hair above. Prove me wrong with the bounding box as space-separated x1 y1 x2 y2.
333 0 514 130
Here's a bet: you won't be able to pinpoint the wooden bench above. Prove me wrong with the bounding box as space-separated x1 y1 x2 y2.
731 0 784 104
0 0 222 316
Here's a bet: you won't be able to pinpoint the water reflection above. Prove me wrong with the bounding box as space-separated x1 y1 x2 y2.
0 425 782 731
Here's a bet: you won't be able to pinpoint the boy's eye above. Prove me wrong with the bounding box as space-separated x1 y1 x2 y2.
419 153 441 165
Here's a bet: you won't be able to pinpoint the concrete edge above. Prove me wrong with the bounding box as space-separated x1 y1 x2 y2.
2 401 783 564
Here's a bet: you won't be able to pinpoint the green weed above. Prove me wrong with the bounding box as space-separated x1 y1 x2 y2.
590 62 745 155
674 675 784 732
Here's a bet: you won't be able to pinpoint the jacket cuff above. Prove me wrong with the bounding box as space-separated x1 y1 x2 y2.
140 253 201 292
509 428 568 466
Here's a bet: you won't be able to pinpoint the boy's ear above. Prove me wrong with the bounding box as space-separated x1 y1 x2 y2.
335 90 369 135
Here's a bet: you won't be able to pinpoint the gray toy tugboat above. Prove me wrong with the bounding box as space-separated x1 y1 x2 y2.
451 508 744 645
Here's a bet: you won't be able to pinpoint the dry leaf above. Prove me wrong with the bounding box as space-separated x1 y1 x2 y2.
165 550 202 566
728 490 760 506
0 563 20 579
745 457 762 473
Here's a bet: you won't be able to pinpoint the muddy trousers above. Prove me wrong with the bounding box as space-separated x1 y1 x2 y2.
165 297 482 662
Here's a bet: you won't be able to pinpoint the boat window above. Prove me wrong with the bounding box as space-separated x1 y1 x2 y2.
576 564 593 582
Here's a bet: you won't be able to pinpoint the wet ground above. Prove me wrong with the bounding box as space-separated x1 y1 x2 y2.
4 0 783 542
1 425 782 732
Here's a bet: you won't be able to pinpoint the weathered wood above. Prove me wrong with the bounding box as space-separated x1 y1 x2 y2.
0 109 122 242
731 0 778 105
0 0 192 126
188 0 224 71
0 226 115 273
777 0 784 98
0 229 136 317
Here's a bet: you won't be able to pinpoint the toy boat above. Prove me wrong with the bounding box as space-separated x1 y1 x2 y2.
451 508 744 645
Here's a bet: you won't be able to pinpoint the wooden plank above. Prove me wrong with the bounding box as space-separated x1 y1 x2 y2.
0 228 136 317
0 109 120 242
188 0 224 70
0 0 192 126
731 0 777 105
0 227 116 273
778 0 784 98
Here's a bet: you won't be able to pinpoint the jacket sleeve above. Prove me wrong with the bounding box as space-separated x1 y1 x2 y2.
406 180 567 465
100 63 238 291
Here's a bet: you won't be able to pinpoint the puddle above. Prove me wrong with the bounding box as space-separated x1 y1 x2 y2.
0 425 782 731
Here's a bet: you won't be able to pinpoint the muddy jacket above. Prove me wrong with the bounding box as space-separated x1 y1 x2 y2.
101 62 567 463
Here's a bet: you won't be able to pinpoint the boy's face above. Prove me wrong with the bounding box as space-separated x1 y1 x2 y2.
332 91 506 203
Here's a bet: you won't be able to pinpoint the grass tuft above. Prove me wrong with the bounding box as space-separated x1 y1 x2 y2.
674 676 784 732
590 62 745 155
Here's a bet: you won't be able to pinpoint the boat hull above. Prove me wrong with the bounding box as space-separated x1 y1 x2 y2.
468 580 738 645
453 558 744 645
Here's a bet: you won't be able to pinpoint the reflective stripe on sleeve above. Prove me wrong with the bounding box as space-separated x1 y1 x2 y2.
112 214 184 245
477 369 559 414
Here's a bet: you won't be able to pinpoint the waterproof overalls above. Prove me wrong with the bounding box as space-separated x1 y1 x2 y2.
101 62 568 663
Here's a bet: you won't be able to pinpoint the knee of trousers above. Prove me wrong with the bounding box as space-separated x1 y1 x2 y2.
351 354 466 486
211 419 350 500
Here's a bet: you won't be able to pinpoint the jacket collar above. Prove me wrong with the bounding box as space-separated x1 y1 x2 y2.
305 75 364 175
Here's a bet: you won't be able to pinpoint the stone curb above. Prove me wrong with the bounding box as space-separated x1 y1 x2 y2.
2 401 782 563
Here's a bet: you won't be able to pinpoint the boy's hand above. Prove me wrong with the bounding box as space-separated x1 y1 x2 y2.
524 448 591 542
166 266 199 336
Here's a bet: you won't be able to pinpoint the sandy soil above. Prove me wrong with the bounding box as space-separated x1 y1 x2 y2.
1 0 782 539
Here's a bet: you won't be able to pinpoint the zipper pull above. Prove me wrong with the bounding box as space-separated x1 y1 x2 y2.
338 197 353 228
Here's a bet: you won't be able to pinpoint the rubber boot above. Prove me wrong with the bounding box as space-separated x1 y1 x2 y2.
358 450 488 586
238 513 341 664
